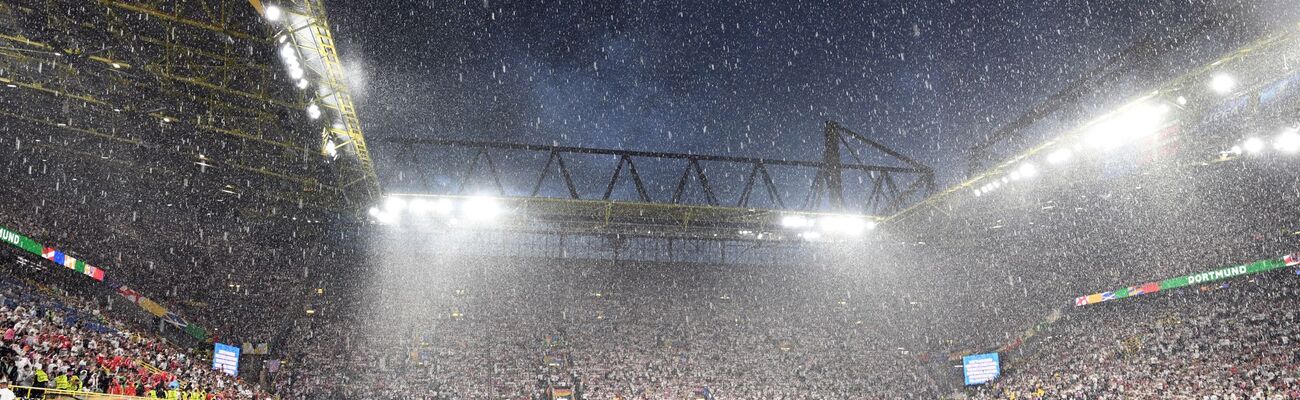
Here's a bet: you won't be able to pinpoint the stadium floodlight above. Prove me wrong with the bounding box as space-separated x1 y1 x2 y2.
306 104 321 119
264 5 283 21
462 196 502 221
781 215 811 229
1017 163 1038 179
1242 137 1265 154
819 215 867 236
369 208 397 225
433 198 454 215
289 66 305 80
1209 73 1236 94
1085 102 1167 150
325 139 340 158
279 45 296 62
1275 130 1300 154
407 198 429 215
1176 96 1188 106
1046 148 1072 165
384 197 407 214
297 79 310 89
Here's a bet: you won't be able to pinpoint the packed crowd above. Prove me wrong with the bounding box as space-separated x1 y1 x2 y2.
0 260 269 398
0 139 363 348
970 270 1300 399
270 256 946 400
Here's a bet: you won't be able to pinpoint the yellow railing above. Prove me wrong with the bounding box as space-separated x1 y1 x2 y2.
8 386 155 400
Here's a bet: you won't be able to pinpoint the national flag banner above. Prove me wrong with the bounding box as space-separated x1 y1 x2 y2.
1 226 104 281
1285 253 1300 267
1101 292 1116 301
1073 296 1088 307
87 266 104 281
1085 293 1103 304
1136 282 1160 296
42 248 59 263
1112 287 1131 299
162 311 188 329
117 286 141 304
962 353 1000 385
138 298 167 317
183 323 207 341
212 343 240 377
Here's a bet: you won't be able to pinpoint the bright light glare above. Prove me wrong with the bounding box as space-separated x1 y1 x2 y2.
306 104 321 119
289 67 305 80
1085 102 1168 150
819 215 867 236
297 79 309 89
368 206 380 217
1046 148 1072 165
279 45 296 61
1276 130 1300 153
264 5 283 21
1209 73 1236 94
407 198 429 215
384 197 407 213
1242 137 1265 154
462 197 502 221
781 215 811 229
799 231 822 241
1017 163 1038 179
324 139 337 158
433 198 454 215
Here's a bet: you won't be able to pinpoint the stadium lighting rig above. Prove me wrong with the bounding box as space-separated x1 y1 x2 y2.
779 212 877 240
1221 128 1300 158
960 66 1284 201
368 195 506 227
368 194 883 243
253 0 383 202
1209 73 1236 94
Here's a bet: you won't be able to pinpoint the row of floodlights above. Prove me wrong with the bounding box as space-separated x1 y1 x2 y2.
367 196 504 226
780 214 878 240
1223 129 1300 156
264 5 324 121
972 72 1248 198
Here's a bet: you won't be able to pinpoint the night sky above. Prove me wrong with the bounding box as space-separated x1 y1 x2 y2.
325 0 1298 190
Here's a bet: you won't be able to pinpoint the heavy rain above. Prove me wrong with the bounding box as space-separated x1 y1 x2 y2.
0 1 1298 399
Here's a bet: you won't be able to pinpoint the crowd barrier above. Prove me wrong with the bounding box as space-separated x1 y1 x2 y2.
7 385 154 400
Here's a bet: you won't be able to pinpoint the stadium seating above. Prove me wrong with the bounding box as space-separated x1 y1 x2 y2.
0 261 268 399
970 270 1300 399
